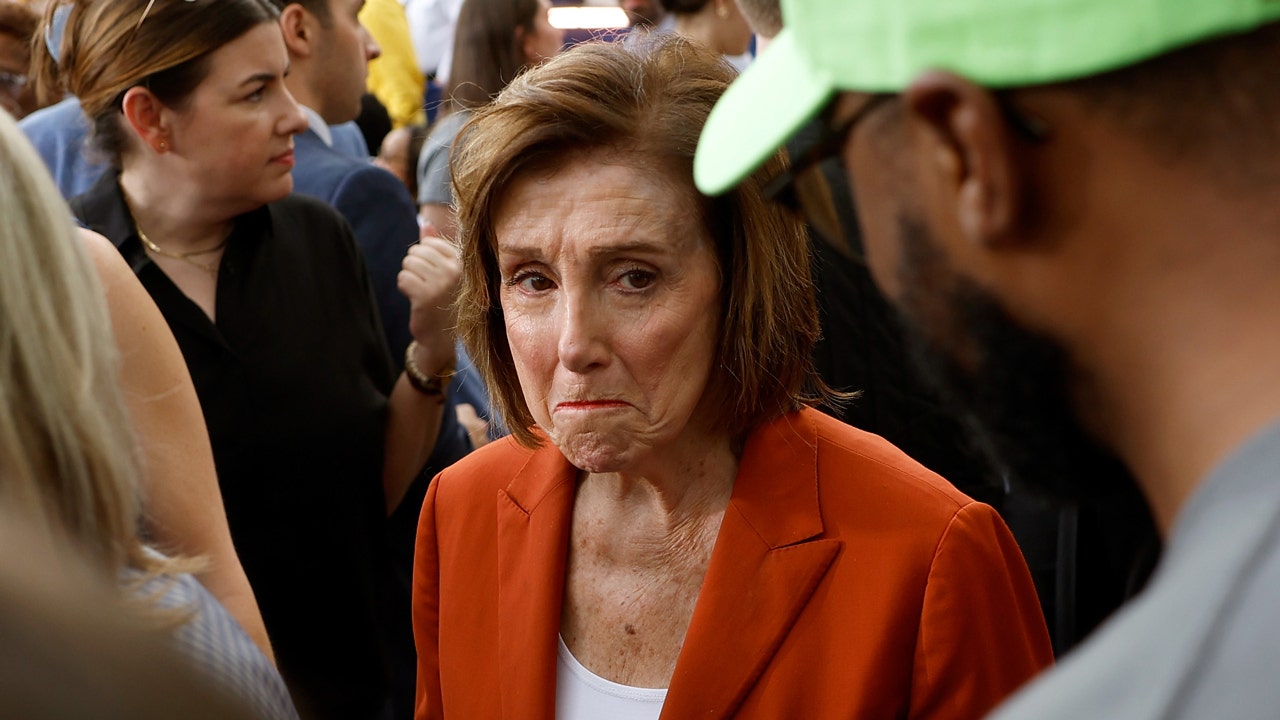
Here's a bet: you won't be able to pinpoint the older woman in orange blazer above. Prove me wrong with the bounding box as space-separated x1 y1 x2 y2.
413 37 1053 719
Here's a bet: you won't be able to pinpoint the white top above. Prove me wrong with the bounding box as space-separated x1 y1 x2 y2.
405 0 465 78
555 636 666 720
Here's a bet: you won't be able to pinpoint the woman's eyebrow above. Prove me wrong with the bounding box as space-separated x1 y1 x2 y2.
239 73 271 87
239 67 286 87
585 240 669 259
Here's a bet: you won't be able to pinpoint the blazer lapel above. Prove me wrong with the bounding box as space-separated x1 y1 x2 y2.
663 410 841 719
495 444 578 720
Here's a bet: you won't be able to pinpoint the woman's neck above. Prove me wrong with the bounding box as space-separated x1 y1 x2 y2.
579 432 737 542
119 166 234 253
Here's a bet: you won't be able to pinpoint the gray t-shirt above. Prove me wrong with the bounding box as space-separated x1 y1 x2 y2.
416 110 470 207
988 418 1280 719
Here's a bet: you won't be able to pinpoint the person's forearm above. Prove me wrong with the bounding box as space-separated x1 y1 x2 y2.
190 546 275 662
384 338 453 513
383 373 447 514
143 453 274 662
387 235 461 513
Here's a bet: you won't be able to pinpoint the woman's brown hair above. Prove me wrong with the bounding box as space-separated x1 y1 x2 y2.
31 0 278 167
445 0 542 113
452 35 826 447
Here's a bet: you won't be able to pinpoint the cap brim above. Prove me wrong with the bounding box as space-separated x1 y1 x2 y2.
695 30 836 196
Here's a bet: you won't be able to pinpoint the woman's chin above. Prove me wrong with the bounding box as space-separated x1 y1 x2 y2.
260 178 294 205
551 430 639 475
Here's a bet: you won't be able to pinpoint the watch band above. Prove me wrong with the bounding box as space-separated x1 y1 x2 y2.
404 340 455 397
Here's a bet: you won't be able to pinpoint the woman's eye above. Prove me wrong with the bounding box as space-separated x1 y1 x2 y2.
619 270 655 290
513 273 554 292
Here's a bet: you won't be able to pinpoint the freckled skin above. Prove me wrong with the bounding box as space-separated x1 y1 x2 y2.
494 158 724 478
495 155 738 687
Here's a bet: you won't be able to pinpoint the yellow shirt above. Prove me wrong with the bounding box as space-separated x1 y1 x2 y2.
361 0 427 128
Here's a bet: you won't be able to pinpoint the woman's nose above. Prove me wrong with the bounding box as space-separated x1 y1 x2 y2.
278 88 308 135
556 295 609 373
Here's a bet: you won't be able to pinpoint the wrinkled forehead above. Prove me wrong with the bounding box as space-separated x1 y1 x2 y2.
497 145 705 225
491 153 712 261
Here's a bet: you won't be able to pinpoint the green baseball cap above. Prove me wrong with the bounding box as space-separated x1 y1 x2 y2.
695 0 1280 196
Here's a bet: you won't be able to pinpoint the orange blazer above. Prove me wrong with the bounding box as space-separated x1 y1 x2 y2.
413 408 1052 719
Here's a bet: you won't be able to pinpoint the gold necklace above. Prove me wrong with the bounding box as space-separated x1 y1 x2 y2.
135 225 225 276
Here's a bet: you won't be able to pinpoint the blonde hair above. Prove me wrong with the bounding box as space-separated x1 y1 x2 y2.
0 108 167 583
453 36 826 447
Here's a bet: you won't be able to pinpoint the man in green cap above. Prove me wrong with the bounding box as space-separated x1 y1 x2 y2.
697 1 1280 717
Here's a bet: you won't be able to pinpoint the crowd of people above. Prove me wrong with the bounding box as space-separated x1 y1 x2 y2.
0 0 1276 718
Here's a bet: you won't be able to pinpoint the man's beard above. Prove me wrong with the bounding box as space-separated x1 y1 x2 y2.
892 215 1137 504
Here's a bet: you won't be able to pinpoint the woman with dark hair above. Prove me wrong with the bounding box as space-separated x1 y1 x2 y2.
413 36 1052 720
33 0 458 716
414 0 562 238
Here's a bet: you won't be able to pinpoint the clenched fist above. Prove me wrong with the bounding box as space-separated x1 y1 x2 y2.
398 226 461 374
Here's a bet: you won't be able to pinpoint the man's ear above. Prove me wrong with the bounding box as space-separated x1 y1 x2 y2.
120 87 170 155
901 71 1027 247
279 3 315 58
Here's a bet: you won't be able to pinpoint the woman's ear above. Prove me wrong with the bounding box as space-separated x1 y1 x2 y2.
120 86 170 155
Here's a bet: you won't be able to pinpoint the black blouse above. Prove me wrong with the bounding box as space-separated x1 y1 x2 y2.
73 174 395 719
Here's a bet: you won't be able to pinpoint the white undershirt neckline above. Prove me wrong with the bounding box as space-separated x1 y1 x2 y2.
555 635 667 720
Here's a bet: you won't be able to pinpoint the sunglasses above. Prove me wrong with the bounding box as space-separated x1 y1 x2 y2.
762 94 892 216
762 92 1050 250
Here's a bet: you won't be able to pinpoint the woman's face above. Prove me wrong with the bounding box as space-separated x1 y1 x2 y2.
494 157 723 474
163 23 306 211
521 0 564 66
